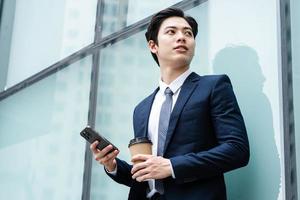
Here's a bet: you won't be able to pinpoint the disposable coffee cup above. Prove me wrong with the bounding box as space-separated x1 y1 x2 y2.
128 137 152 164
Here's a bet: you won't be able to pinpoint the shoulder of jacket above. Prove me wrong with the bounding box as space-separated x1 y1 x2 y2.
134 88 158 112
198 74 230 84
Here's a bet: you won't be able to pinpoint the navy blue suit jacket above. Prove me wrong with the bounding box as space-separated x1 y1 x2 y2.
107 72 249 200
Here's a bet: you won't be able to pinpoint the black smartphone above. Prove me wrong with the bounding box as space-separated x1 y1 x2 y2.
80 126 118 153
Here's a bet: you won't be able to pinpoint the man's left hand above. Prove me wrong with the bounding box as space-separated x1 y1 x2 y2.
131 154 172 182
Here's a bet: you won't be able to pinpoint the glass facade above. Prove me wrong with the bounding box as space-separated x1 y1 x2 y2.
0 56 92 199
0 0 97 89
101 0 181 37
0 0 298 199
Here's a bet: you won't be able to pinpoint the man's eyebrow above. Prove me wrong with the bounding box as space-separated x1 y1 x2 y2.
164 26 192 31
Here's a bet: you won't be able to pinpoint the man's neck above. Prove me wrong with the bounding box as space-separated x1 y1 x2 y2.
160 65 189 85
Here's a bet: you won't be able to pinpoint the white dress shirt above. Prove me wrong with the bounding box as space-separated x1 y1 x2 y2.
146 69 192 197
148 69 192 159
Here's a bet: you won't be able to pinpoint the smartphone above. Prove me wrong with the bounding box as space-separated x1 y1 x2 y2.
80 126 118 153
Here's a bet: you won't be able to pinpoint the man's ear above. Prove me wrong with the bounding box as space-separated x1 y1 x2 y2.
148 40 158 54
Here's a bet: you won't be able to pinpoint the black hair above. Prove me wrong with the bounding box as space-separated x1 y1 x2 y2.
145 8 198 66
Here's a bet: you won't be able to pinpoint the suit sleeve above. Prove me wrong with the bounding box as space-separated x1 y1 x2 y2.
105 158 134 187
170 75 250 183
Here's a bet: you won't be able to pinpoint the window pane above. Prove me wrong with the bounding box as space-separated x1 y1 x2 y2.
0 56 92 199
3 0 97 89
101 0 181 37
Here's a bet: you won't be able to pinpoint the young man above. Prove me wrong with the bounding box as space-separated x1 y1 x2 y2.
90 8 249 200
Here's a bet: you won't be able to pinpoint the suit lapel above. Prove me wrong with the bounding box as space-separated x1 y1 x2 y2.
163 72 200 154
137 88 159 138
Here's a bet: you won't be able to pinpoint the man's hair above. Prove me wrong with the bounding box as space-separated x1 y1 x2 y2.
145 8 198 66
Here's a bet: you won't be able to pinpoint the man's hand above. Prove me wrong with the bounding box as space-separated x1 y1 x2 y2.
90 141 119 172
131 154 172 182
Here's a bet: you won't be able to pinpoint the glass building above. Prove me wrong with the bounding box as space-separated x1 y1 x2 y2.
0 0 298 199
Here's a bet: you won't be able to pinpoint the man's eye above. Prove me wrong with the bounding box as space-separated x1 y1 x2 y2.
166 30 175 34
185 31 193 36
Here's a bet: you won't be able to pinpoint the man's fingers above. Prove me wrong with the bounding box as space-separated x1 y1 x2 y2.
132 168 150 180
94 145 114 161
131 154 153 163
90 141 99 154
101 145 114 156
136 174 151 182
90 141 119 171
131 161 148 174
101 150 119 163
91 143 115 161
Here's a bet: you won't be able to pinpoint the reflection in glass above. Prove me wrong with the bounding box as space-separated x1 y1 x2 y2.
0 56 92 199
213 46 280 200
5 0 97 88
190 1 282 199
101 0 181 37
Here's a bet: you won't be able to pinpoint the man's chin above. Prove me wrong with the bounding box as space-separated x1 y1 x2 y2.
172 57 191 68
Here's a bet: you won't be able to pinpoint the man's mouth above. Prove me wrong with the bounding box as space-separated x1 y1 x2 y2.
174 45 188 51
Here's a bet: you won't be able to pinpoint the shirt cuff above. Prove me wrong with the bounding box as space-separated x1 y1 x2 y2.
105 165 117 176
168 159 176 178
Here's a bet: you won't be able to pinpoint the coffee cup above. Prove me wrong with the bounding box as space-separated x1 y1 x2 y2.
128 137 152 164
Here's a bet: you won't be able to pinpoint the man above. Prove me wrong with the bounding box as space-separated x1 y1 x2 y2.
90 8 249 200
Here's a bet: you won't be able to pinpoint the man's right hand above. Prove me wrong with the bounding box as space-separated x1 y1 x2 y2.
90 141 119 172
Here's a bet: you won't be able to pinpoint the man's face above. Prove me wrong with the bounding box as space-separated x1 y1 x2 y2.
149 16 196 68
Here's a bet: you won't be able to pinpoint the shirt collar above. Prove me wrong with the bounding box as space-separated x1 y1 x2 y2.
159 69 192 95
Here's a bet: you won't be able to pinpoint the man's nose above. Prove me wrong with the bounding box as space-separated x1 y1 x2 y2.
176 32 186 42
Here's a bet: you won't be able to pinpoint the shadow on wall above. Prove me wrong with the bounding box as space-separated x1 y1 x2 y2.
212 46 281 200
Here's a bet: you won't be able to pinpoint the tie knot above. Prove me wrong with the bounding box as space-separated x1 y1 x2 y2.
164 87 173 96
